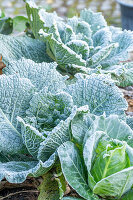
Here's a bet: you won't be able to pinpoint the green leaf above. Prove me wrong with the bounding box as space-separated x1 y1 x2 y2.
39 30 86 67
91 142 130 183
38 171 60 200
62 198 84 200
65 74 127 116
121 189 133 200
106 63 133 87
67 16 92 39
58 141 92 200
55 165 66 199
26 91 74 132
13 16 28 32
93 166 133 198
83 132 105 189
0 9 5 18
88 115 133 148
71 106 93 145
26 0 62 38
0 17 13 35
66 40 89 60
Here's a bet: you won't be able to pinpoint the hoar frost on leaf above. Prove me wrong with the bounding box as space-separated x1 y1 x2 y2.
26 0 133 87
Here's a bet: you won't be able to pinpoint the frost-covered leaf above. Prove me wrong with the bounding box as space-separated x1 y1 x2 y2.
0 75 35 154
39 30 86 67
18 117 45 158
0 34 51 64
87 115 133 148
87 43 118 67
26 0 62 39
111 67 133 87
71 106 93 145
4 58 67 92
92 27 112 47
38 106 77 162
66 40 89 60
102 63 133 87
102 30 133 67
0 153 56 183
80 9 107 34
126 116 133 130
65 74 127 116
58 141 92 200
26 91 74 132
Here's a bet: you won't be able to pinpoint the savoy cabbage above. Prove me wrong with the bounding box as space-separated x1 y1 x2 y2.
58 114 133 200
25 0 133 87
0 50 127 184
0 1 133 199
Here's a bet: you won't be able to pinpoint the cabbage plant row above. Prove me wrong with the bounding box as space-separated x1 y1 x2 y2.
0 0 133 199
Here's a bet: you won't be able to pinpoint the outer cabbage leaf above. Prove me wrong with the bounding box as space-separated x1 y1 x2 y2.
102 30 133 67
38 171 60 200
80 9 107 34
102 64 133 87
83 132 105 189
26 0 62 39
3 58 67 92
66 40 90 60
0 153 56 183
0 75 35 154
39 30 86 67
58 141 92 200
17 117 45 158
126 116 133 130
71 106 93 145
87 115 133 148
87 43 118 68
92 27 112 47
0 34 51 64
65 74 127 116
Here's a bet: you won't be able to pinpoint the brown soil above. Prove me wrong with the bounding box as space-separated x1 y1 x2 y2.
121 86 133 116
0 178 41 200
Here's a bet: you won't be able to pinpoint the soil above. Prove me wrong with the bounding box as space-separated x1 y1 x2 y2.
0 86 132 200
